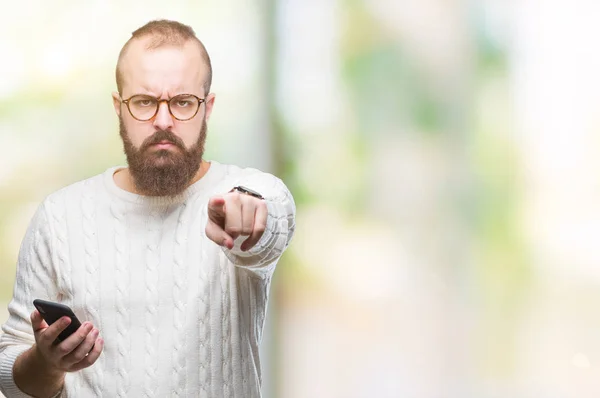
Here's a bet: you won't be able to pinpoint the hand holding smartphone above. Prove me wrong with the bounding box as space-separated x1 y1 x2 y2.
29 299 104 374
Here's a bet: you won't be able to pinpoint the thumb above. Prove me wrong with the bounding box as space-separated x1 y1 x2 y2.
31 310 48 332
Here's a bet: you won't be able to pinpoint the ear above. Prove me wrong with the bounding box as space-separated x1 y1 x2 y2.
112 92 122 117
204 93 216 122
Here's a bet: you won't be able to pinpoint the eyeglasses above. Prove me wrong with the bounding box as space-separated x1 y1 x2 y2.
120 94 205 121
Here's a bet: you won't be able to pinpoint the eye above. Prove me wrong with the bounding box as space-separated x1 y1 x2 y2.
172 95 196 108
132 97 155 107
176 100 192 107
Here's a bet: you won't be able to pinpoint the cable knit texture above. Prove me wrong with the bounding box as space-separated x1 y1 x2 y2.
0 161 296 398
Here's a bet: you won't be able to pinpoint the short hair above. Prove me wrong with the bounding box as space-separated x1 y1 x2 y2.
115 19 212 95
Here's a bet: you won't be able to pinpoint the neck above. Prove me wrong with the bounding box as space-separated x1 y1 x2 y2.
114 160 211 195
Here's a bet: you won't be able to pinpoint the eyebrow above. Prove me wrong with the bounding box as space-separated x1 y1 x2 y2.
137 87 195 98
139 86 160 96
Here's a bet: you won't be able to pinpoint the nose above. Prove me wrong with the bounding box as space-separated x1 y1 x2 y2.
152 101 174 131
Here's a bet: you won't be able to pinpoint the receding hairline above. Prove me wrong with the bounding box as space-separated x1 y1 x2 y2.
115 28 213 96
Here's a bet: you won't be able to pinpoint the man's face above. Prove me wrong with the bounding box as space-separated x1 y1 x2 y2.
112 39 215 196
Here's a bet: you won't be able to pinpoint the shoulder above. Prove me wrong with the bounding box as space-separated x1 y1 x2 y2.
41 168 113 212
214 162 272 180
211 161 289 197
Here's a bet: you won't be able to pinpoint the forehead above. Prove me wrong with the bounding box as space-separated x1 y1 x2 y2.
120 39 207 96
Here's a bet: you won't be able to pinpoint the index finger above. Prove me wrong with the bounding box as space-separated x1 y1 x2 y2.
38 316 72 345
208 196 226 214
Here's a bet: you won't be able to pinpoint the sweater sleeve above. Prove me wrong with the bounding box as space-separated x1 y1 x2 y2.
0 201 62 398
221 172 296 274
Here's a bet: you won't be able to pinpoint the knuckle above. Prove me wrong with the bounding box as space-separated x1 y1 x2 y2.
92 345 102 358
58 344 71 356
83 356 96 367
239 194 251 204
85 353 98 366
78 330 89 340
38 334 51 346
72 351 87 362
226 226 241 236
205 224 217 236
89 331 99 343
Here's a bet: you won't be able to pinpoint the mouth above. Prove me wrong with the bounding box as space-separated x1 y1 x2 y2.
150 140 176 149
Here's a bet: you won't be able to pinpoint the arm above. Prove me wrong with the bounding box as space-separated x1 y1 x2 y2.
12 344 64 398
0 202 103 398
0 202 60 398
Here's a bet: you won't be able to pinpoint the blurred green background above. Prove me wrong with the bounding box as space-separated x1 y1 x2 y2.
2 1 600 397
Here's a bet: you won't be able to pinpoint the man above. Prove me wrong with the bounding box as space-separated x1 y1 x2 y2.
0 19 295 397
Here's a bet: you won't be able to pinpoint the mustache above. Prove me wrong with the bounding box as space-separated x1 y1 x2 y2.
141 130 186 151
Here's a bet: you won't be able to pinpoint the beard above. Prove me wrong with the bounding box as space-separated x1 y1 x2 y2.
119 117 207 197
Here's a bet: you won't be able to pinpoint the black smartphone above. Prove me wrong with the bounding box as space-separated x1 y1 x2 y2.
33 299 82 342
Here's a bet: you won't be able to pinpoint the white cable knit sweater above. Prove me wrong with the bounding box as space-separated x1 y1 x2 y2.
0 161 296 398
